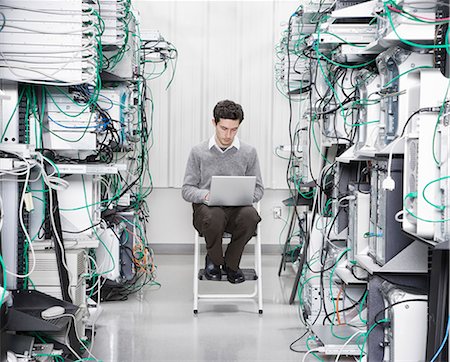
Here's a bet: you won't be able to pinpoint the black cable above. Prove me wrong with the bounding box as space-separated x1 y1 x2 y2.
62 222 101 234
374 298 427 324
350 265 369 281
321 286 368 324
289 330 309 353
285 13 296 195
400 105 448 137
320 246 350 325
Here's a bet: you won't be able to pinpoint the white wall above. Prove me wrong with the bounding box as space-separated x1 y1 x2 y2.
135 0 300 245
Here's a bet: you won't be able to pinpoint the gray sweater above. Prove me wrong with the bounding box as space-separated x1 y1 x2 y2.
182 140 264 204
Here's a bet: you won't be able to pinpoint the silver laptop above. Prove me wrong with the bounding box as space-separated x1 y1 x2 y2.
205 176 256 206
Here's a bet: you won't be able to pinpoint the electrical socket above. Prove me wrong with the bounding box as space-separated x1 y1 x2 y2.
273 207 282 219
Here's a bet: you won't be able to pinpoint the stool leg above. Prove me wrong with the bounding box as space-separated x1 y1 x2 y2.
193 231 199 314
256 229 263 314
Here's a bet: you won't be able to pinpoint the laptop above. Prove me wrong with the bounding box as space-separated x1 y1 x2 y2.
205 176 256 206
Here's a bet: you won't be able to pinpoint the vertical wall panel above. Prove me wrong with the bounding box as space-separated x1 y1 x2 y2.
135 0 299 189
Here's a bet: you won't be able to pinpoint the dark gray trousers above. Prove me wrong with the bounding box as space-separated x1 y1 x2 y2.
192 204 261 270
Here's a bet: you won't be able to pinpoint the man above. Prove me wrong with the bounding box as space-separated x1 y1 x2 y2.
182 100 264 284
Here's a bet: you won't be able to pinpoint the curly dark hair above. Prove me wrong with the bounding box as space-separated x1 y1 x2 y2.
213 100 244 124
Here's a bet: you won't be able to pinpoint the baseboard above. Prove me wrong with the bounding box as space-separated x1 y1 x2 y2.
150 243 282 255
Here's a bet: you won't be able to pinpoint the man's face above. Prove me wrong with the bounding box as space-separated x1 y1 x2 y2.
213 118 240 148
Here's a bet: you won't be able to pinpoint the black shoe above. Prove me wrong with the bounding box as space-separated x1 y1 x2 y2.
223 265 245 284
204 255 222 281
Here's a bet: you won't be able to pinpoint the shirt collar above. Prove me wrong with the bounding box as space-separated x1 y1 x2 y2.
208 135 240 153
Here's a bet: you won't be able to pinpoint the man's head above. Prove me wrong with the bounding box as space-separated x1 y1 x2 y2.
212 100 244 148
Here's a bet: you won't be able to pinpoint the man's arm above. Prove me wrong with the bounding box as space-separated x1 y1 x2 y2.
181 149 209 204
247 149 264 203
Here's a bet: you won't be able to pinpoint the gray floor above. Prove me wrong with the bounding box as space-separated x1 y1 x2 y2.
91 253 309 362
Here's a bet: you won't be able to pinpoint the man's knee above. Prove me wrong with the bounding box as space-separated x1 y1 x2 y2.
235 206 261 228
196 206 227 231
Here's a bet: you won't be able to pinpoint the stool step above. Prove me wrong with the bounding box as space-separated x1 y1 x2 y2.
198 268 258 281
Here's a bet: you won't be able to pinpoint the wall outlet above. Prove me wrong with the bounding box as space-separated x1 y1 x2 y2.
273 207 282 219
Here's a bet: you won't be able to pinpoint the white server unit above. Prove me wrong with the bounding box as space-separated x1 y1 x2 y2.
354 70 381 155
0 81 20 144
0 1 98 84
322 71 355 144
96 226 121 282
299 112 324 183
376 47 433 149
44 87 98 150
347 184 370 263
402 69 447 239
103 13 139 78
57 175 100 240
0 81 20 288
28 249 87 306
377 0 437 44
98 85 132 150
436 111 450 242
380 282 428 362
370 159 411 265
304 279 344 323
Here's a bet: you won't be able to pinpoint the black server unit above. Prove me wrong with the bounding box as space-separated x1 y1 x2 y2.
369 157 412 265
426 241 449 361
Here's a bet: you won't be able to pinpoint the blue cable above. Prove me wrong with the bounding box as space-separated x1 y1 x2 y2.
430 316 450 362
97 93 115 110
48 115 98 130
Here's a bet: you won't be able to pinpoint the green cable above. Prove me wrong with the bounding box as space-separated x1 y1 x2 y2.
0 254 7 307
81 175 115 277
320 31 365 48
306 335 324 362
310 114 332 164
359 290 368 324
350 120 380 127
322 199 333 216
404 192 450 223
384 2 450 50
358 319 390 361
313 25 376 69
383 66 433 88
388 2 449 25
330 248 351 340
316 60 353 127
316 47 376 69
422 176 449 211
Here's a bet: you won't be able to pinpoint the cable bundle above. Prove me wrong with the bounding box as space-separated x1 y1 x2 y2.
0 1 99 85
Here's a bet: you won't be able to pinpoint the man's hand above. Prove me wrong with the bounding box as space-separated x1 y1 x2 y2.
205 192 210 201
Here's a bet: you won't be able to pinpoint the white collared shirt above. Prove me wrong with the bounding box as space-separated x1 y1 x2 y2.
208 135 240 153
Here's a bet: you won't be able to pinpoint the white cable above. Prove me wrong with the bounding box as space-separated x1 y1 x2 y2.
89 264 102 355
394 210 405 222
4 24 88 35
337 195 355 207
0 5 87 16
5 152 36 278
302 347 325 362
383 136 405 191
335 330 363 362
33 153 74 300
85 255 102 292
42 313 99 362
